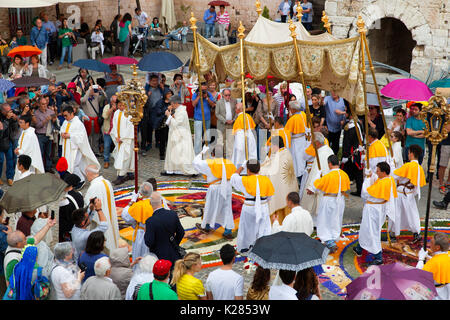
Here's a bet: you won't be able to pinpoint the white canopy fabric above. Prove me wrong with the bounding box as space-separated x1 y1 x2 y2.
245 16 338 44
161 0 177 31
0 0 56 8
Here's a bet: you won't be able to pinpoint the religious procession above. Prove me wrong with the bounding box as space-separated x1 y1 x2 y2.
0 0 448 305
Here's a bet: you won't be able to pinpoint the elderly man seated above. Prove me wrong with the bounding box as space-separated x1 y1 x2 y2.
162 21 189 50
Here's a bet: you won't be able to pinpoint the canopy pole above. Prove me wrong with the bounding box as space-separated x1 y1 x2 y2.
238 21 249 162
361 32 395 168
190 13 208 148
289 19 320 171
349 102 363 147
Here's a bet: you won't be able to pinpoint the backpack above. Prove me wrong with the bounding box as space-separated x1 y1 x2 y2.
31 267 51 300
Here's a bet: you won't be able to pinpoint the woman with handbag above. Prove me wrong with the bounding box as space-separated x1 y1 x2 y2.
58 18 76 70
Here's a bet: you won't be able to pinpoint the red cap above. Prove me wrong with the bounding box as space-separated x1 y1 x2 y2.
153 259 172 276
56 157 68 172
67 82 76 89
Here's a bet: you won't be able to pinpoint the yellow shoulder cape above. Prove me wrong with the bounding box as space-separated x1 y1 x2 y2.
205 158 237 180
305 137 329 157
241 175 275 197
393 161 426 187
367 176 398 201
232 113 256 134
266 128 292 149
423 253 450 285
369 139 388 159
314 169 350 193
285 112 308 135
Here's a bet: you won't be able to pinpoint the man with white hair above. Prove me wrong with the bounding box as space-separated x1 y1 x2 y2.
80 257 122 300
121 182 154 261
125 254 158 300
84 164 120 254
301 132 335 225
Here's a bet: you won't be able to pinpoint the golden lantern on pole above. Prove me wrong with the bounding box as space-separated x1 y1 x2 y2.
418 95 450 250
116 64 147 193
321 11 331 34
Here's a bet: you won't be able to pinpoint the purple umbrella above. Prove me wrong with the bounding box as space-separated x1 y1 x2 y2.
345 262 437 300
380 78 433 102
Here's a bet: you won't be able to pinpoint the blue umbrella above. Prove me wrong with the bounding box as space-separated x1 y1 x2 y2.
367 92 390 108
137 52 183 72
0 79 15 92
429 79 450 88
72 59 111 73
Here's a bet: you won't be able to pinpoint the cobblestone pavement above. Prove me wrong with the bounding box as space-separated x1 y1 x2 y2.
3 48 448 300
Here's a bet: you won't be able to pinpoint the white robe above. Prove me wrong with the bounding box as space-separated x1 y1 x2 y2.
359 175 397 254
271 206 313 235
312 168 346 243
14 127 44 181
231 113 257 170
111 110 135 176
164 105 197 175
192 153 234 230
301 144 334 224
60 116 100 181
230 173 272 252
84 176 120 254
121 204 149 261
391 141 403 170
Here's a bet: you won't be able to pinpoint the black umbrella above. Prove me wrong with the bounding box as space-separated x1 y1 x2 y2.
247 232 329 271
0 173 68 213
13 76 52 88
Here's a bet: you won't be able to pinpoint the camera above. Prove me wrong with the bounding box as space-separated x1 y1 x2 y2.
79 262 87 272
89 197 97 206
92 84 99 93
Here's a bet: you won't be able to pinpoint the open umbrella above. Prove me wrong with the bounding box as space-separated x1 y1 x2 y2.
247 232 329 271
0 173 68 213
345 262 438 300
367 92 390 108
101 56 139 66
137 52 183 72
7 45 42 58
208 1 230 6
0 79 15 92
380 78 433 102
73 59 111 73
13 76 51 88
429 79 450 89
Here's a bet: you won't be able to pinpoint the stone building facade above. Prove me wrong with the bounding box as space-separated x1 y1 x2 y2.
0 0 448 81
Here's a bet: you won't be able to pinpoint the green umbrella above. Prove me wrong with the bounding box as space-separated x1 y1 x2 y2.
0 173 68 213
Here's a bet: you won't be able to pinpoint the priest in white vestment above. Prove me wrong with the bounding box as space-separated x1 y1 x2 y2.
301 132 334 225
111 100 135 185
260 135 298 225
192 144 236 239
162 95 197 176
14 115 44 181
60 105 100 185
84 165 120 255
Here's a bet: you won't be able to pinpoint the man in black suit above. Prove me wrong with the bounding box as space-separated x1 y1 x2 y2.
144 192 185 265
58 173 85 242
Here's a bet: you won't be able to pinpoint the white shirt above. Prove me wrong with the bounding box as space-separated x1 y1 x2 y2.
225 100 232 121
51 265 81 300
281 1 291 15
269 283 298 300
205 268 244 300
135 12 148 27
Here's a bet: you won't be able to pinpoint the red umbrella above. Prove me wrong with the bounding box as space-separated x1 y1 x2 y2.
208 1 230 6
8 45 42 58
101 56 139 65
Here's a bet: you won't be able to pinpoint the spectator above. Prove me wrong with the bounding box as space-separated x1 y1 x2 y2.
142 74 164 154
300 0 313 30
80 256 122 300
269 269 297 300
67 82 81 105
324 91 346 155
203 6 217 39
41 13 57 66
101 94 118 169
246 266 271 300
144 192 184 265
390 131 404 170
29 213 54 277
150 17 162 34
136 259 178 300
437 123 450 194
10 28 27 48
278 0 291 23
104 64 124 102
0 206 9 297
78 19 91 39
78 231 108 282
405 103 426 164
205 244 244 300
273 81 289 124
33 96 57 173
109 247 136 299
0 103 19 185
310 94 326 127
215 88 236 158
169 73 190 103
134 8 150 54
386 108 406 137
433 191 449 210
24 54 48 78
80 85 104 156
126 254 158 300
368 104 385 139
293 267 321 300
58 173 85 242
216 5 230 44
192 82 214 155
88 25 104 60
207 81 220 129
57 18 75 70
119 13 133 57
8 55 26 79
50 242 85 300
70 198 108 261
71 68 94 96
153 89 173 160
163 21 189 50
30 18 49 68
171 252 207 300
110 14 122 56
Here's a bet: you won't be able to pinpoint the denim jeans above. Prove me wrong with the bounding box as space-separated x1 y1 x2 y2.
60 45 73 65
194 119 211 155
37 134 52 171
205 24 215 38
138 27 148 53
164 34 179 49
0 141 15 180
103 134 113 163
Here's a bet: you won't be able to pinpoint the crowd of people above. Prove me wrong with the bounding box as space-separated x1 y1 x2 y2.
0 6 448 301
